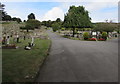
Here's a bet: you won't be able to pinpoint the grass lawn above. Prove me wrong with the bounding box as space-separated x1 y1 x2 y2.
2 38 51 82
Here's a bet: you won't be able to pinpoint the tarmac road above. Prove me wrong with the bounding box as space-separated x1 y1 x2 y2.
36 30 118 82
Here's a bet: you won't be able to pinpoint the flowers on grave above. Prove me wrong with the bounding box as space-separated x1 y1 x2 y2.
89 38 97 41
98 38 105 41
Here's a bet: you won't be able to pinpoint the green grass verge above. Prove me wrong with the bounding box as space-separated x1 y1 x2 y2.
2 38 51 82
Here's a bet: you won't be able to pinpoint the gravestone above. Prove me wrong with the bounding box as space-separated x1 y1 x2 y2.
2 33 6 44
6 35 10 45
16 34 19 43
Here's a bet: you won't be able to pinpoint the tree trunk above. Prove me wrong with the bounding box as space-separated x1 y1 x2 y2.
72 27 75 37
27 29 29 32
16 34 19 43
107 31 109 38
24 36 26 40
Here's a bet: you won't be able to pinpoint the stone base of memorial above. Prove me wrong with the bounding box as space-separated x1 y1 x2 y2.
2 44 18 49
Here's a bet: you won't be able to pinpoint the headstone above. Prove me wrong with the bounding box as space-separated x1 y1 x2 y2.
24 36 26 40
6 36 10 45
92 32 97 35
2 34 6 44
16 34 19 43
31 36 34 44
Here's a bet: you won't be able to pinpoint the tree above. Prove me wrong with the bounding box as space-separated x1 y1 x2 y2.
28 13 35 20
23 20 26 22
63 6 92 37
52 22 61 32
56 18 61 23
17 18 22 23
24 19 41 32
0 3 5 21
12 17 22 23
3 15 12 21
0 3 12 21
46 20 53 27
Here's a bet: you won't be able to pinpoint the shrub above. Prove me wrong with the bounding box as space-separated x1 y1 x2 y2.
61 28 65 31
102 32 107 40
83 32 89 40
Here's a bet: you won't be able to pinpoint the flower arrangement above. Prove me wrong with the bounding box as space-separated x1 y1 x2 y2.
98 38 105 41
89 38 97 41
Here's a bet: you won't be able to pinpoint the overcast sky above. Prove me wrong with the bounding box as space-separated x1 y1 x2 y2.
2 0 119 23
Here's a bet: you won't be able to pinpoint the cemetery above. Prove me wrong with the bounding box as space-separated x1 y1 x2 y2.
58 27 119 41
1 2 119 82
2 21 51 82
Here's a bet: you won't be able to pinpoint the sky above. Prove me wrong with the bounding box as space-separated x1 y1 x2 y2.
1 0 119 23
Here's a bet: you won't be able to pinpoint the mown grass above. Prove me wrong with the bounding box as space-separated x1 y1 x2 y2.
2 38 51 82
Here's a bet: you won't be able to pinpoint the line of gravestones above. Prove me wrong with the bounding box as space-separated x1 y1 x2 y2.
2 30 48 50
2 32 34 50
59 30 118 39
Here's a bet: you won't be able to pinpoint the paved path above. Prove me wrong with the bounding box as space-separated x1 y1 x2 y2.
36 31 118 82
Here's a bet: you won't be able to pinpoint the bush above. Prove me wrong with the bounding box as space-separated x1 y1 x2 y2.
83 32 89 40
102 32 107 40
61 28 65 31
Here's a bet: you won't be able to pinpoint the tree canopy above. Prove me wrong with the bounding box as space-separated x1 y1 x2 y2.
63 6 92 28
93 23 118 33
51 18 62 32
52 22 61 32
2 15 12 21
28 13 35 20
1 3 22 22
12 17 22 23
21 19 41 32
56 18 62 23
63 5 92 36
0 3 12 21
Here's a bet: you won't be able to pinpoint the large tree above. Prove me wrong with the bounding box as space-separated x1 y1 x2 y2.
12 17 22 23
63 6 92 37
24 19 41 32
56 18 61 23
0 3 5 21
28 13 35 20
2 15 11 21
0 3 12 21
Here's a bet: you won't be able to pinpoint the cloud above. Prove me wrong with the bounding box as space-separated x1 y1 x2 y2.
6 9 26 20
90 9 118 22
58 2 118 22
42 7 64 21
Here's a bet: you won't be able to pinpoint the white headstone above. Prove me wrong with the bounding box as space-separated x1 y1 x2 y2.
31 37 34 44
92 32 97 35
6 36 10 45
